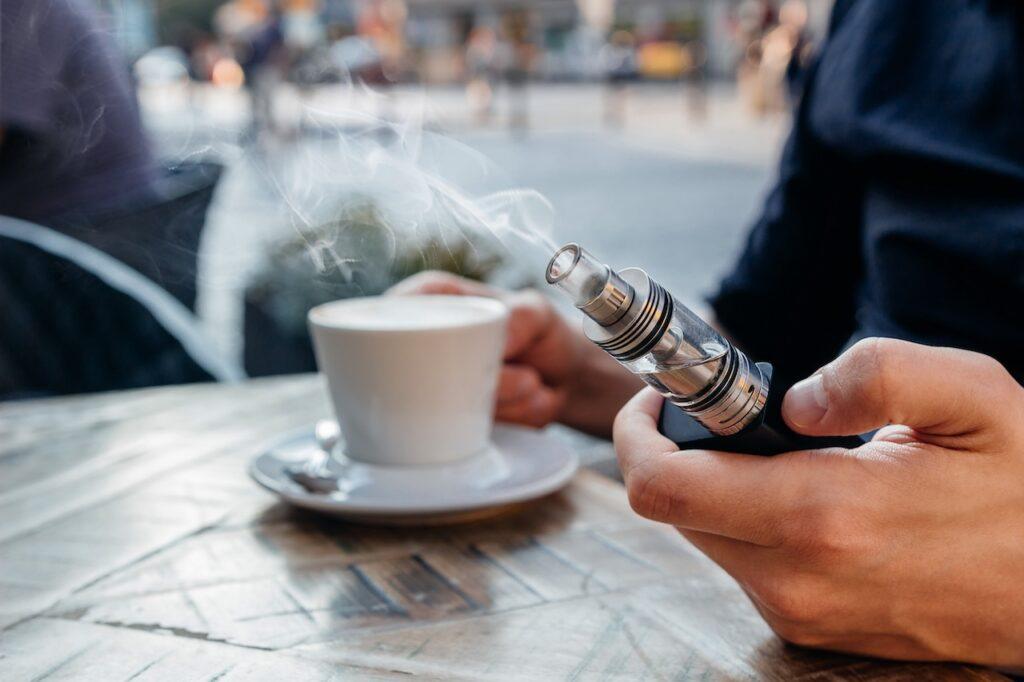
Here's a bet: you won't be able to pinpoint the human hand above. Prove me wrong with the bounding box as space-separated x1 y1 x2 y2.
389 270 634 430
613 338 1024 667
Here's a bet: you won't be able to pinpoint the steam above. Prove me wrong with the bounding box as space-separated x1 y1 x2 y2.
252 85 559 291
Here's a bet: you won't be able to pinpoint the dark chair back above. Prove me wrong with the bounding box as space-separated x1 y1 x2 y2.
0 217 240 400
47 161 223 311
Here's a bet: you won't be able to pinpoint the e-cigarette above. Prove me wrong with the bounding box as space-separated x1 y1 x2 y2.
546 243 862 456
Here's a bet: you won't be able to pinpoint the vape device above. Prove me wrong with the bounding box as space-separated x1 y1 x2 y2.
546 243 862 456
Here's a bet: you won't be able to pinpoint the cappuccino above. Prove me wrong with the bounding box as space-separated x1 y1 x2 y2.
309 295 508 467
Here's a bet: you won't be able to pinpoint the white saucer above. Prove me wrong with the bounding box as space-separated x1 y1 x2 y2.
249 424 579 524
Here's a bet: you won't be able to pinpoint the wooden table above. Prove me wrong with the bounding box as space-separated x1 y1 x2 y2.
0 376 1007 681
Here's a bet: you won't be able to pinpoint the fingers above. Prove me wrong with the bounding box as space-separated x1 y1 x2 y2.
679 528 771 574
782 338 1020 440
389 276 562 368
614 388 809 546
679 527 851 646
502 290 558 361
387 271 497 298
496 364 543 405
496 389 564 428
612 387 676 470
494 365 565 428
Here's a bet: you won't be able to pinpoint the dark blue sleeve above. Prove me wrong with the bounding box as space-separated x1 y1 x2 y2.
709 61 865 386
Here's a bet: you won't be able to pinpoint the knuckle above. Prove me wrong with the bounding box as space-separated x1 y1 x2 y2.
506 366 540 392
961 352 1024 442
624 455 676 521
973 353 1018 393
768 619 827 648
842 337 899 406
611 403 633 438
751 574 830 626
793 502 867 563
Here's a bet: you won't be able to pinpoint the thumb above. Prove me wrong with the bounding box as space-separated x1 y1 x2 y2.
782 338 1018 439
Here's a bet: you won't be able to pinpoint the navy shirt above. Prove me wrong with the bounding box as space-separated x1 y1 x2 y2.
0 0 157 222
711 0 1024 386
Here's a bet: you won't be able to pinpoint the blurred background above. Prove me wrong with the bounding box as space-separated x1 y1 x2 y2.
0 0 833 397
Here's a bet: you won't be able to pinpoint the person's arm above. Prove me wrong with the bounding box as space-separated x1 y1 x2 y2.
710 16 865 388
614 338 1024 667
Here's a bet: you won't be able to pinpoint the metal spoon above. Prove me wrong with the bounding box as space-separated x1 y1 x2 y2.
287 420 341 494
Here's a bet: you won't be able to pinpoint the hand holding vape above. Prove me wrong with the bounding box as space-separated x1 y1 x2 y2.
546 243 862 455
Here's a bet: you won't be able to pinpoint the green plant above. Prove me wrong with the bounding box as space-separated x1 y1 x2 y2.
246 195 511 335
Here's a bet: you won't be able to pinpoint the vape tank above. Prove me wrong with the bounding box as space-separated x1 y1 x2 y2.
546 243 861 455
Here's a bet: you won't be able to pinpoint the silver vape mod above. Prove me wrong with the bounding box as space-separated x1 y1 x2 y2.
546 243 770 437
547 243 865 455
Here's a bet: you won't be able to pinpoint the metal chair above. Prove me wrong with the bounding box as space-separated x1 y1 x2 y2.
46 161 223 311
0 216 242 400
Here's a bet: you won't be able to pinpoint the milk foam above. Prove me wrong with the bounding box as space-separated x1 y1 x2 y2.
311 296 505 331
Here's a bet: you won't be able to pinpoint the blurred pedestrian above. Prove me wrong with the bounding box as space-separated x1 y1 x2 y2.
215 0 286 142
0 0 158 224
780 0 813 101
465 26 498 125
497 12 533 134
600 30 636 128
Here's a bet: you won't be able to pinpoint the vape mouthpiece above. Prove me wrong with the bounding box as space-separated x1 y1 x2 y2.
545 243 635 326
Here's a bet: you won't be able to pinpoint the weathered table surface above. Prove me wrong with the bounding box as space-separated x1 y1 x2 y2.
0 376 1007 681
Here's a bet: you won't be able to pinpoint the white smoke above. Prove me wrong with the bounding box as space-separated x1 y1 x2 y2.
252 85 559 289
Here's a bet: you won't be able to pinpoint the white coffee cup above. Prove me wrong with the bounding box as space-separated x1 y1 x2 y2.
308 295 508 467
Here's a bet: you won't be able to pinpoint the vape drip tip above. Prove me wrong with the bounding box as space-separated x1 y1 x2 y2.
546 244 634 326
546 243 768 436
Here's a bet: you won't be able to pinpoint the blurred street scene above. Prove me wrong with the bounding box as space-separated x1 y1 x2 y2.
2 0 830 394
129 0 826 368
146 82 788 363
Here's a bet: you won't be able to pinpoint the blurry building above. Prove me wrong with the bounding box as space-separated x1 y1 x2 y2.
395 1 571 83
378 0 834 84
93 0 834 83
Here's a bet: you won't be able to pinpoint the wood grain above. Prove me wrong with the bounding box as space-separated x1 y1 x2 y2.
0 376 1008 680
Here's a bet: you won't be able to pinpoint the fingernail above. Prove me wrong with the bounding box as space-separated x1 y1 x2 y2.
784 374 828 428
